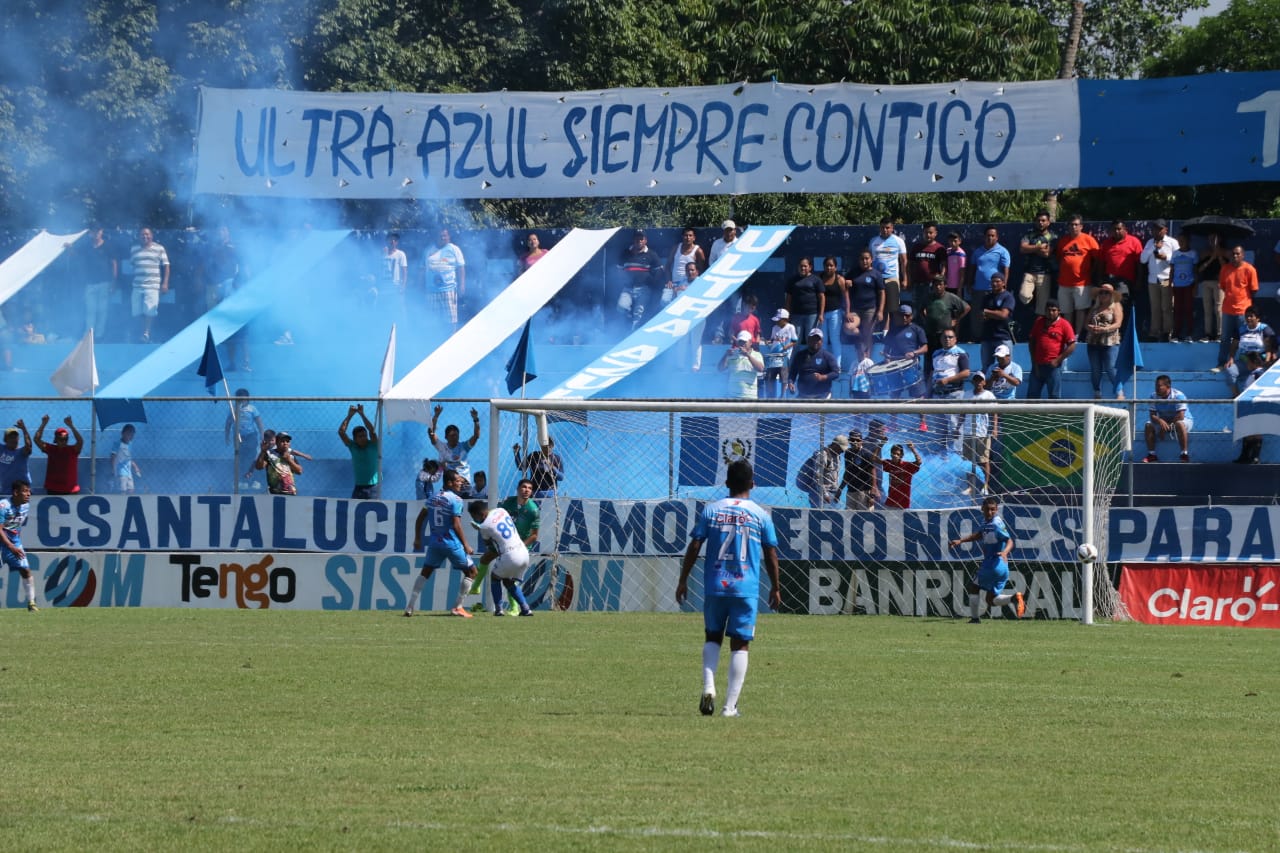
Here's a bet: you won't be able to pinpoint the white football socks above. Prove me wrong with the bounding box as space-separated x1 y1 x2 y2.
702 642 719 695
969 594 981 620
992 592 1014 606
407 574 427 613
724 650 748 711
453 576 472 610
24 576 34 605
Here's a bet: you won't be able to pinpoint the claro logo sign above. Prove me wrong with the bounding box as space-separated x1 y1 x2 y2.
1120 565 1280 628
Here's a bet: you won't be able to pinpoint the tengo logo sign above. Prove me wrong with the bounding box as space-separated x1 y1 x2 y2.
1120 565 1280 628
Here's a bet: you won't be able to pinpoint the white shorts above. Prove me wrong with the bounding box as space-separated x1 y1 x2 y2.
131 287 160 317
1057 284 1093 314
490 550 531 580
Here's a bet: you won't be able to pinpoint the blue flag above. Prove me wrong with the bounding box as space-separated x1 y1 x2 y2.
678 416 792 488
1115 306 1144 378
505 319 538 394
95 398 147 429
196 326 224 396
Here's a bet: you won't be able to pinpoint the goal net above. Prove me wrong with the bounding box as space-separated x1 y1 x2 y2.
485 399 1131 624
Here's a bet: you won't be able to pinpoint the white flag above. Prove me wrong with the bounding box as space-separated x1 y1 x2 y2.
50 329 99 397
379 324 397 397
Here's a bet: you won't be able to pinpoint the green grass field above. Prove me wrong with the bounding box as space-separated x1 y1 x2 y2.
2 609 1277 851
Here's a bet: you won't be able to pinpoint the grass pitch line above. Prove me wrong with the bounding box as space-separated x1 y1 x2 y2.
387 820 1148 851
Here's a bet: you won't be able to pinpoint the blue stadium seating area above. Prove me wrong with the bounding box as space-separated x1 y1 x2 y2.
2 221 1276 502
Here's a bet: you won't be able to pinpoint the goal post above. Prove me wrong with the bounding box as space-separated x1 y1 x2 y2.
488 399 1131 624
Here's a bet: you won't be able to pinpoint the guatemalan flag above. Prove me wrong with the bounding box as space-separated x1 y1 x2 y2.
678 416 791 488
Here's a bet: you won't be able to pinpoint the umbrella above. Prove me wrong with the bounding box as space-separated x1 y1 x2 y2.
1179 215 1255 239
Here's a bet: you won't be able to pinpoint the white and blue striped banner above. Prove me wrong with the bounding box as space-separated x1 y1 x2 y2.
542 225 794 399
1234 360 1280 439
383 227 619 422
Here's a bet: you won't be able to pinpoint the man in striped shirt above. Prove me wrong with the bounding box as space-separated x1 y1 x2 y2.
129 227 170 343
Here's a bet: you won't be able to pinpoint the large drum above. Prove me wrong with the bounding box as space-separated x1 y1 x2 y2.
867 358 921 397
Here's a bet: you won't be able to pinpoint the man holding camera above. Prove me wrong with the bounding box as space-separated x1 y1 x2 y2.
719 330 764 399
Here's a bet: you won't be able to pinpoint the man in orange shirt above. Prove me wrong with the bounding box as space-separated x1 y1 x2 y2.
1215 246 1259 372
1056 215 1099 339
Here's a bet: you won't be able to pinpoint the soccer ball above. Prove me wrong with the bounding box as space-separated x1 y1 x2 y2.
1076 543 1098 563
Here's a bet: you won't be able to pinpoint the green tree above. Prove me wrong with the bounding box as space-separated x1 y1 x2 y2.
1013 0 1208 80
687 0 1059 85
1146 0 1280 75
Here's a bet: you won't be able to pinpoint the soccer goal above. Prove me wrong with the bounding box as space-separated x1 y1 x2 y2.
487 399 1131 624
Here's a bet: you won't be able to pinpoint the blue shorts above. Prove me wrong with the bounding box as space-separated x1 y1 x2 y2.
975 559 1010 596
2 543 29 571
424 541 474 572
704 595 758 642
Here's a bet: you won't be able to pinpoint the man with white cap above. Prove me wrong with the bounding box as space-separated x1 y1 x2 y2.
709 220 738 266
788 328 839 399
985 343 1023 401
719 330 765 399
762 308 798 398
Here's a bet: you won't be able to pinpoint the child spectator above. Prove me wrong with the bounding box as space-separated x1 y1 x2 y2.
110 424 141 494
944 232 966 294
1170 232 1198 343
962 373 996 495
881 442 922 509
762 308 798 398
729 293 762 342
416 458 442 500
225 388 264 489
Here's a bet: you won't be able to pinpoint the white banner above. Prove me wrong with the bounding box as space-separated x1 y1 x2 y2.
0 229 85 307
382 227 618 423
195 81 1080 199
14 550 1085 618
22 495 1280 565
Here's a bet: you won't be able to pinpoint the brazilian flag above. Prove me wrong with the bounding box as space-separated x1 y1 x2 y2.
998 413 1125 491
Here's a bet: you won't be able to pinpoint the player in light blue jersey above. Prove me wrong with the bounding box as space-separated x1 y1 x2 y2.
948 495 1025 623
406 470 477 618
677 460 781 717
0 479 37 611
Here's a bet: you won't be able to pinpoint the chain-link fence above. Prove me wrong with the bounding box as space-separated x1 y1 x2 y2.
0 396 495 499
0 395 1257 501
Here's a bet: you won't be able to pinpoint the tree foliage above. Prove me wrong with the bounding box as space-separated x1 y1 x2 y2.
687 0 1059 85
1013 0 1208 79
1146 0 1280 76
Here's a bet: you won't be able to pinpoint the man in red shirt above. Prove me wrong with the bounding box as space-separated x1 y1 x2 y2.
1055 215 1099 338
1025 300 1077 399
1099 219 1145 333
1214 246 1260 371
880 442 922 509
908 222 945 310
34 415 84 495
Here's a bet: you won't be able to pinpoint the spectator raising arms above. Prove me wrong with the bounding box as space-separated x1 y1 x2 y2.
34 415 83 495
881 443 922 509
513 437 563 498
0 422 33 494
429 404 480 494
339 404 380 499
